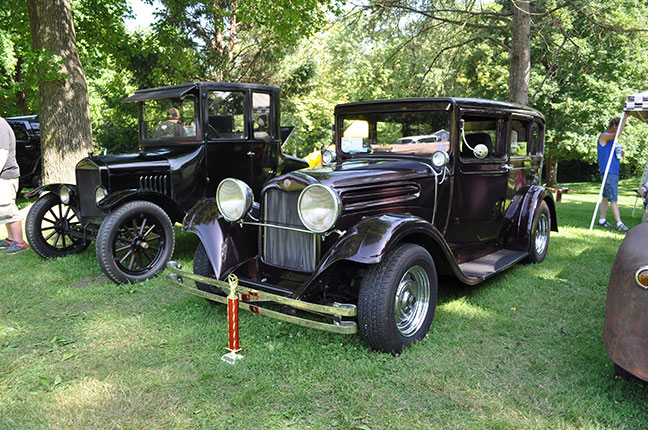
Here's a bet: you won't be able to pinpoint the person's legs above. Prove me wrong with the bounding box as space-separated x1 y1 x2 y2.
6 220 23 242
610 201 622 224
599 198 609 219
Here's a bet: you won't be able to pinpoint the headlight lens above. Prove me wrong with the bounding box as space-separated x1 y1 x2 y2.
432 150 449 168
59 185 71 204
322 149 336 164
298 184 341 233
95 186 108 204
216 178 253 222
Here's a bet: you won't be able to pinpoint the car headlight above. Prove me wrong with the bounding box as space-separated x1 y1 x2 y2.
431 150 449 168
322 149 337 164
298 184 341 233
216 178 253 222
636 266 648 290
95 186 108 204
59 185 71 204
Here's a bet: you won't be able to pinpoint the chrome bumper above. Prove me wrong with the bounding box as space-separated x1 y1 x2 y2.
165 261 357 334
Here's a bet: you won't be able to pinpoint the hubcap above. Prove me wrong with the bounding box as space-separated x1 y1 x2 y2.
394 265 431 337
535 213 549 255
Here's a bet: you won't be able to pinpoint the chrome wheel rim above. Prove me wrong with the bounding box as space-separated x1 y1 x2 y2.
394 265 430 337
535 213 549 255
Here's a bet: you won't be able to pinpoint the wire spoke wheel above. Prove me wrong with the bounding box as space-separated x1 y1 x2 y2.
96 201 175 284
113 214 164 276
26 193 89 258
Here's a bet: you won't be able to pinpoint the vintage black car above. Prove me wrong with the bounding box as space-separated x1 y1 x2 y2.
6 115 41 191
166 98 558 353
25 82 307 283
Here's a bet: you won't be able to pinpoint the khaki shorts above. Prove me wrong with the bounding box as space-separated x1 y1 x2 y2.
0 178 20 224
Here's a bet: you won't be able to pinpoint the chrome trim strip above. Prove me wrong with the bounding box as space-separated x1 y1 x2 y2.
635 265 648 290
243 220 314 234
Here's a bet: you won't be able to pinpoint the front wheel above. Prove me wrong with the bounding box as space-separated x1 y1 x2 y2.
96 201 175 284
193 242 224 302
525 200 551 263
358 244 438 353
25 193 90 258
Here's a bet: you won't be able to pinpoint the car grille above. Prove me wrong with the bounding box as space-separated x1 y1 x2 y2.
262 189 317 272
139 175 169 195
76 168 102 218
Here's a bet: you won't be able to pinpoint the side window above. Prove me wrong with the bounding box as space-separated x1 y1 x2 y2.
142 97 197 140
529 121 543 155
253 92 273 140
207 91 246 139
10 123 29 142
510 120 529 157
460 116 505 160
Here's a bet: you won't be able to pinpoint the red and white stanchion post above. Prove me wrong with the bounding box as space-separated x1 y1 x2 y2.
221 274 243 364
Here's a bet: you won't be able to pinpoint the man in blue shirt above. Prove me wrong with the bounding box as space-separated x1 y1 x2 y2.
597 117 629 233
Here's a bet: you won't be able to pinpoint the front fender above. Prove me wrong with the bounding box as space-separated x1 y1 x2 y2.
97 189 184 222
24 183 75 199
315 213 454 276
182 199 258 279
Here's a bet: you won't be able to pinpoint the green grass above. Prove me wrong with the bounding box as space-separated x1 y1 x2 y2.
1 181 647 429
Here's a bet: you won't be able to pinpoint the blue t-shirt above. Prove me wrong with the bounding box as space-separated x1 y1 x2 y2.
597 133 619 176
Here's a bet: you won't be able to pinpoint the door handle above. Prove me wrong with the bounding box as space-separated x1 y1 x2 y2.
247 151 256 156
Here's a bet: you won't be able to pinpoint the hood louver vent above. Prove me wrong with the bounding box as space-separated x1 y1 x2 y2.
340 182 421 212
139 175 170 195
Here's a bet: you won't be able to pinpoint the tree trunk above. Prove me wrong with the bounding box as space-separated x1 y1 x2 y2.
509 0 531 105
26 0 93 184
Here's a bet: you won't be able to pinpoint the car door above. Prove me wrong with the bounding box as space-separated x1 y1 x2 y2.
445 113 510 253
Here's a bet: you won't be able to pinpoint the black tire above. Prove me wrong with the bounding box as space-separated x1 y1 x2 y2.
25 193 90 258
193 242 225 300
358 243 438 353
96 201 174 284
525 200 550 263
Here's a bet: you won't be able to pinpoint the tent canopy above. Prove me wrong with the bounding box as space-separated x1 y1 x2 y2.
624 92 648 122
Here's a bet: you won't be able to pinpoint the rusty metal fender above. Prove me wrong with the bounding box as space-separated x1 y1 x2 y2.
182 198 258 279
604 223 648 382
503 185 557 251
313 213 462 280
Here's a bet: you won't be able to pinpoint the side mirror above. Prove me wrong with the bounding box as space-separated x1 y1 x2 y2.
473 144 488 159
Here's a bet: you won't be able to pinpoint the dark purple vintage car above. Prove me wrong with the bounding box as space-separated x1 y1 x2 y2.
25 82 306 283
167 98 558 353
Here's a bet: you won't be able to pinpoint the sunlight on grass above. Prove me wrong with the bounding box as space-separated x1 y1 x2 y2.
439 297 497 320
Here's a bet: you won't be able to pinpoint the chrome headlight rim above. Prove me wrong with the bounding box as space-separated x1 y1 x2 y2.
431 150 450 168
94 185 108 205
59 185 72 204
297 184 341 233
322 149 337 165
635 265 648 290
216 178 253 222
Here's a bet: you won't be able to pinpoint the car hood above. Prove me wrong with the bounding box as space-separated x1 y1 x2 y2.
289 157 436 191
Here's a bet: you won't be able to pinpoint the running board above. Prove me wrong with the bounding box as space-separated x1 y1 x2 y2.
458 249 528 282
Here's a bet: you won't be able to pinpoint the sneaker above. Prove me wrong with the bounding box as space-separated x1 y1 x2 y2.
5 241 28 254
598 220 614 229
617 223 629 233
0 238 14 248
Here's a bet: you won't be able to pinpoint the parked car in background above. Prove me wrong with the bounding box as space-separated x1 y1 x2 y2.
167 97 558 353
6 115 41 192
604 223 648 383
25 82 307 284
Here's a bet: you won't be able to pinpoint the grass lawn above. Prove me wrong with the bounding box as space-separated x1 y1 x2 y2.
1 180 647 429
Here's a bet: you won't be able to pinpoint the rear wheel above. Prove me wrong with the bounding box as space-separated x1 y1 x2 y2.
26 193 90 258
358 244 438 353
96 201 174 284
525 201 550 263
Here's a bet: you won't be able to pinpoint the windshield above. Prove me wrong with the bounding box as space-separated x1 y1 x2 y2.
142 96 197 140
339 110 450 155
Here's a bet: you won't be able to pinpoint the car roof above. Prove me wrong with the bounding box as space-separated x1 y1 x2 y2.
335 97 544 121
122 82 280 103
